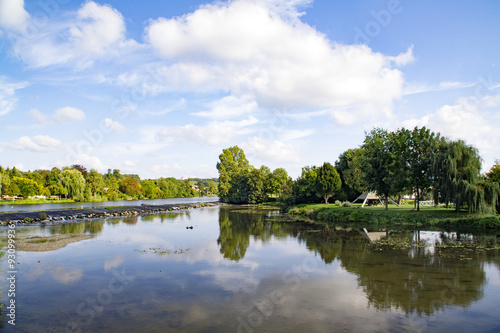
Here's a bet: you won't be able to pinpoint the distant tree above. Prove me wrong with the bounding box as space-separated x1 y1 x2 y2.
198 181 206 196
12 177 42 197
294 166 320 203
142 180 160 199
48 183 65 197
336 148 367 201
112 169 122 179
207 180 218 196
71 165 88 178
59 169 86 201
247 167 266 204
217 146 250 203
316 162 342 205
268 168 292 199
119 178 142 197
396 127 439 210
86 169 104 199
362 128 401 210
487 160 500 184
432 139 496 214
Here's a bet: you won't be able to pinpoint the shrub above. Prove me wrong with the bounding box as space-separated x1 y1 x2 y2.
335 200 342 206
342 201 352 207
39 212 47 220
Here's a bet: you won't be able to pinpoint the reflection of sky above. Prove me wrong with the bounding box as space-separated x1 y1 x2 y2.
1 208 500 332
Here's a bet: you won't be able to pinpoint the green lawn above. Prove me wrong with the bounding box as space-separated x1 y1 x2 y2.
288 203 500 229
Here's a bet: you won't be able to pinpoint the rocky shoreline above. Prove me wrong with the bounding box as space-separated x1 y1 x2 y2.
0 201 222 226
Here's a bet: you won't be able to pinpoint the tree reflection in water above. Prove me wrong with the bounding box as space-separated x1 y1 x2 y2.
217 207 497 316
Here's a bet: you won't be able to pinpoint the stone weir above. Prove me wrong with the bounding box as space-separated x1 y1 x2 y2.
0 202 222 226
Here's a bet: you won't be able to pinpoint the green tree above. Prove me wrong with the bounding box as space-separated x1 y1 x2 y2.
268 167 292 199
119 177 142 197
71 165 88 178
336 148 367 201
142 180 161 199
294 166 320 203
487 160 500 183
59 168 86 201
362 128 401 210
316 162 342 205
86 169 104 199
396 127 440 210
197 181 206 196
216 146 250 203
12 177 42 197
432 139 493 213
247 167 266 204
207 180 218 196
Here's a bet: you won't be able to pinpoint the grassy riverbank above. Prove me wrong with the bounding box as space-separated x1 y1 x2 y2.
0 198 107 205
287 203 500 229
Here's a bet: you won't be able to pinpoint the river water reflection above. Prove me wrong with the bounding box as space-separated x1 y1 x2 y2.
1 206 500 332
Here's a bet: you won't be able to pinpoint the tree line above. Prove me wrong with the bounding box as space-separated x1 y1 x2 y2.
217 126 500 214
0 165 218 202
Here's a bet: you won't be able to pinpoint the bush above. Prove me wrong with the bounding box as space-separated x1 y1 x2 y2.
342 201 352 207
39 212 47 220
335 200 342 206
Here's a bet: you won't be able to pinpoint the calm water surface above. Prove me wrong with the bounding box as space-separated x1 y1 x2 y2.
1 207 500 332
0 196 219 213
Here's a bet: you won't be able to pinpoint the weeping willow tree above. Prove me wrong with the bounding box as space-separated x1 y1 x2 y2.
432 139 498 214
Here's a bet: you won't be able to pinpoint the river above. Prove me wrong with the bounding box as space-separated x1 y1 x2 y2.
1 206 499 332
0 196 219 213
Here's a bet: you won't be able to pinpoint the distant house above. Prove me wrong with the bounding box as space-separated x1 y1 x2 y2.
191 185 199 191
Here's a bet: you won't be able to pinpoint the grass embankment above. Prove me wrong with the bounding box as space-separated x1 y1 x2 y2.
288 203 500 229
0 198 108 205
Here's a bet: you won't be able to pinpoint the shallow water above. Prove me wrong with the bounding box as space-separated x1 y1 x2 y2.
0 196 219 213
1 206 500 332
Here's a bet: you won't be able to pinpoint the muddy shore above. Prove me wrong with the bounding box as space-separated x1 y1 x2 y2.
0 201 222 226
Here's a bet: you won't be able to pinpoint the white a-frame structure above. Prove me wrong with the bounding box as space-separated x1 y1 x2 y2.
351 191 399 208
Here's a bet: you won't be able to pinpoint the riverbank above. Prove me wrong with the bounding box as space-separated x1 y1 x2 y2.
287 204 500 229
0 201 222 226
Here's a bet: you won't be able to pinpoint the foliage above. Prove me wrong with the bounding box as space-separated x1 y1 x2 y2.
119 177 142 197
59 168 86 201
316 162 342 205
294 166 320 204
335 148 367 201
487 160 500 183
12 176 42 197
86 169 104 198
362 128 401 209
217 145 250 203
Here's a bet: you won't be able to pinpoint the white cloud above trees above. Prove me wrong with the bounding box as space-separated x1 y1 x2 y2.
53 107 86 123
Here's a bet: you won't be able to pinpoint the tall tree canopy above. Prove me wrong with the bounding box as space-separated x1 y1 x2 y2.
316 162 342 205
362 128 401 210
216 146 250 203
59 168 86 201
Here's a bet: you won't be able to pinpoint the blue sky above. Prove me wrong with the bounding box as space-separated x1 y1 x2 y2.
0 0 499 179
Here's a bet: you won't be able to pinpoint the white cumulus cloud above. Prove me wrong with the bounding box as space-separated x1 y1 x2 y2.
9 1 137 69
53 107 86 123
0 0 29 33
402 96 500 162
104 118 126 133
10 135 63 152
144 0 411 122
243 136 301 163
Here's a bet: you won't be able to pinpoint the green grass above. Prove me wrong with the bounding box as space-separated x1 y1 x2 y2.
0 198 108 205
288 203 500 229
